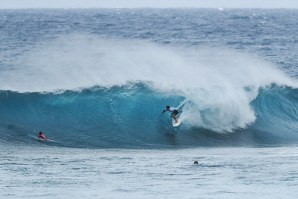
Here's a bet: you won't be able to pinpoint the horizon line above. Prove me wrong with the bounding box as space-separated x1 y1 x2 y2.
1 7 298 10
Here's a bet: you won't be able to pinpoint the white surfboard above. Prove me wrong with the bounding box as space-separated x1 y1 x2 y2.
172 119 181 127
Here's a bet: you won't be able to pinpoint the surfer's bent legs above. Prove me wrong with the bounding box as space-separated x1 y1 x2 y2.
171 110 179 123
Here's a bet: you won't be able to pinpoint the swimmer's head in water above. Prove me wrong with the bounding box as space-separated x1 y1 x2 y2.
166 105 170 110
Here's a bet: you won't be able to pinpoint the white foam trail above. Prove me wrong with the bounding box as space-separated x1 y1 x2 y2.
1 34 297 132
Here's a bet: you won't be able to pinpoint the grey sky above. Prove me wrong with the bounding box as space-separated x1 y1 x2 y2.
1 0 298 9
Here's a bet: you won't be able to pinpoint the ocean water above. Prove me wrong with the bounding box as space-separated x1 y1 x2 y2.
0 8 298 198
1 146 298 199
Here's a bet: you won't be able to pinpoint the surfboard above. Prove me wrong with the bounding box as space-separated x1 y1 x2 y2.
172 119 181 127
29 135 53 142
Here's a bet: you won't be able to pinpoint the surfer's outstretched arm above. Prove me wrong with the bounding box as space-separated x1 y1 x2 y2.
162 105 171 114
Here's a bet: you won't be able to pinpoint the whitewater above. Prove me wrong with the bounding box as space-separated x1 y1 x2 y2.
1 9 298 198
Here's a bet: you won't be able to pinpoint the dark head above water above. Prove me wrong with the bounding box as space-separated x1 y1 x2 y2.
194 161 198 164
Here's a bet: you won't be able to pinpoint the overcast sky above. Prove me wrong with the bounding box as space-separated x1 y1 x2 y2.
1 0 298 9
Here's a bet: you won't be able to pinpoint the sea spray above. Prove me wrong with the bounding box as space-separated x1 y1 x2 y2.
0 35 297 147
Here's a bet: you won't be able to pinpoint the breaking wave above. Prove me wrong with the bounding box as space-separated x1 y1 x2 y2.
0 36 297 148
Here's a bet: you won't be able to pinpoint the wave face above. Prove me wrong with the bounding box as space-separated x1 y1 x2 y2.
0 84 298 148
1 9 298 148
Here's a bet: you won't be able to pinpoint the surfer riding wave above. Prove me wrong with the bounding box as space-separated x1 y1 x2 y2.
162 105 179 124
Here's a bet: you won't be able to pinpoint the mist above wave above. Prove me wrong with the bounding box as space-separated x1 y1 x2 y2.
0 34 294 91
0 34 296 132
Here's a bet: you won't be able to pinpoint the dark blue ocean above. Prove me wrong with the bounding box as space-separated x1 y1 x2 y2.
1 9 298 198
